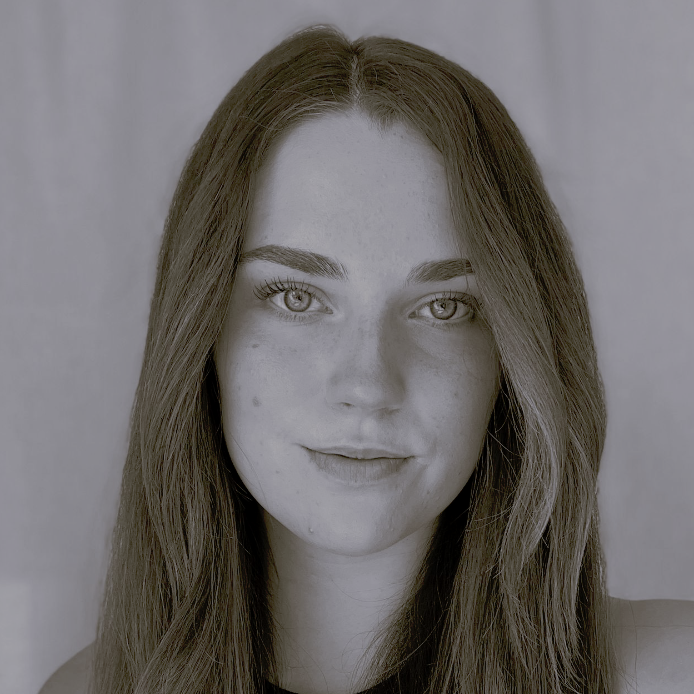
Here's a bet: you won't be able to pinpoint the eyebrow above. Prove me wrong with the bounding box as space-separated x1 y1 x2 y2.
240 245 348 280
406 257 474 284
238 244 474 283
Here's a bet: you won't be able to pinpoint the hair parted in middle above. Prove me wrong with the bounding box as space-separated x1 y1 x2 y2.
93 25 616 694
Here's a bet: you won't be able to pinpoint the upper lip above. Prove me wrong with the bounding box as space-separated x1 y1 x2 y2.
309 445 410 459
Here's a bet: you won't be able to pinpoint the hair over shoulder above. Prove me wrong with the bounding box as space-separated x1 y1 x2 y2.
92 25 618 694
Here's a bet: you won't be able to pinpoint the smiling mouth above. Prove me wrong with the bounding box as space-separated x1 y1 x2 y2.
305 447 410 485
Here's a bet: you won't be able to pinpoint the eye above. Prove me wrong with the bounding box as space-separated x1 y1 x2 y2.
410 293 476 324
254 278 331 317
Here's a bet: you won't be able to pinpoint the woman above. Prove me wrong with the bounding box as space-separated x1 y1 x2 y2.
39 25 693 694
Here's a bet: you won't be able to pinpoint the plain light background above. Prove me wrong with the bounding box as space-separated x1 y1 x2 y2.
1 1 693 693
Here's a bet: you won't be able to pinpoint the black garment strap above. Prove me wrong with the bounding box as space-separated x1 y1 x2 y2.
264 683 371 694
263 676 401 693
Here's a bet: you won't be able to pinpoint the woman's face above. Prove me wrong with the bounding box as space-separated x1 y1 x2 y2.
215 112 499 557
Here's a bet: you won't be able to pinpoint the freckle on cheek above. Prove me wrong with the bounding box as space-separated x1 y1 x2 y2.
252 397 261 407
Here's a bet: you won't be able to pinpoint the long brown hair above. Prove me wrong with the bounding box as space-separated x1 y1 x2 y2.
92 25 617 694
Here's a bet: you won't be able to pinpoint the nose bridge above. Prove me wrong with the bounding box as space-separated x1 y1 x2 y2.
326 311 405 411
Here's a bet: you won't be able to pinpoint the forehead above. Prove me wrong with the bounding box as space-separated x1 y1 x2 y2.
245 111 463 266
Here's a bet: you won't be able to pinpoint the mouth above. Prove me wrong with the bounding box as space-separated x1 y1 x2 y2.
305 446 411 485
312 445 411 460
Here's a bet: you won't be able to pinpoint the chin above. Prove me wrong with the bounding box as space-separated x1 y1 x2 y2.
294 511 432 558
308 531 398 558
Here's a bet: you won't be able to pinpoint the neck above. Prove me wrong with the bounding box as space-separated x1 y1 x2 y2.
264 512 436 694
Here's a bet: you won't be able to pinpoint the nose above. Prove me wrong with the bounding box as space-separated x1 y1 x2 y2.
324 316 406 414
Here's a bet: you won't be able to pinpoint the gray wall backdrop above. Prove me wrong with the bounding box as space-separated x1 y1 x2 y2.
2 1 693 693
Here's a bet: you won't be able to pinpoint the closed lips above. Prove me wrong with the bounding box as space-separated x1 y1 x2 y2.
309 446 410 459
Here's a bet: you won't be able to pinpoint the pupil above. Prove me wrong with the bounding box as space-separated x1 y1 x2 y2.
285 289 310 312
432 299 456 320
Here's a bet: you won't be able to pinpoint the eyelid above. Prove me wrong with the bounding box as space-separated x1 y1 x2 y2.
413 289 475 307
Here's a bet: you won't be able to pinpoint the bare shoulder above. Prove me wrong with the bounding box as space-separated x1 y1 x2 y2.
39 642 94 694
609 597 694 693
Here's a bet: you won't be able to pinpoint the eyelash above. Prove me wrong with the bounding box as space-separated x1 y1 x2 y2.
253 278 478 325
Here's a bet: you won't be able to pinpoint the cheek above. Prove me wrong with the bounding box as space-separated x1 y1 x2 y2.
414 343 499 478
215 322 318 461
414 332 499 420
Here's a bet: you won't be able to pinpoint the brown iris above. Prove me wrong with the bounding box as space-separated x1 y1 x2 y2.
284 289 312 312
430 298 458 320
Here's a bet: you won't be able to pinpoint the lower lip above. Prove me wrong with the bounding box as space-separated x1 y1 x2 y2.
306 449 409 485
